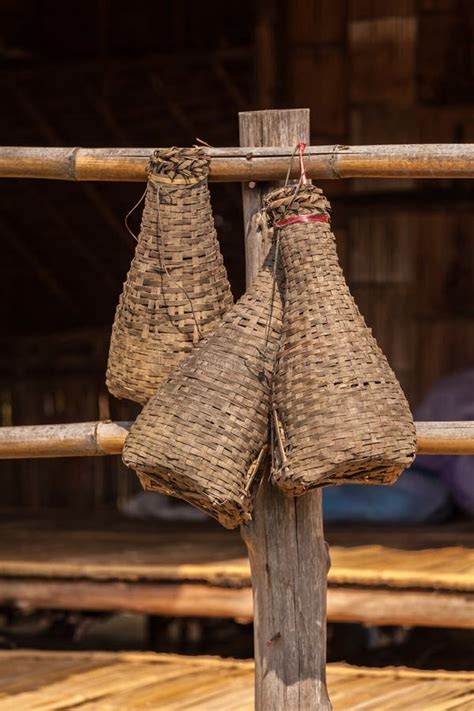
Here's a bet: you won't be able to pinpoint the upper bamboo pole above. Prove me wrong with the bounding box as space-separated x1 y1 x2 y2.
0 421 473 459
1 144 474 182
0 421 131 459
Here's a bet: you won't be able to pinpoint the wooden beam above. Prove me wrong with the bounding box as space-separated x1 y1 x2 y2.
0 47 251 83
0 420 473 459
239 109 331 710
328 587 474 630
0 216 78 314
23 184 117 290
0 579 253 621
0 578 470 629
255 0 278 109
213 60 250 111
1 144 474 182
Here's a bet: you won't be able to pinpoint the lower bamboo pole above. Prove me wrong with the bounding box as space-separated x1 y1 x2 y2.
1 144 474 182
0 421 472 459
0 579 469 629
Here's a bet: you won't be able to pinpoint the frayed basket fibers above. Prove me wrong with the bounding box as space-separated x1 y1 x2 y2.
123 245 283 529
264 184 416 494
106 147 233 405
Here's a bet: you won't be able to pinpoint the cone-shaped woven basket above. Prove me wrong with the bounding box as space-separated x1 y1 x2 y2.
106 147 233 404
122 246 283 529
264 184 416 493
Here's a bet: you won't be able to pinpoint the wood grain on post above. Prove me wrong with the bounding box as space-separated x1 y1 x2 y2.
1 144 474 182
239 109 331 711
0 420 472 459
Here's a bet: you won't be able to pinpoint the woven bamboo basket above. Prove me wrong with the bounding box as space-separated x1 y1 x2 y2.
264 184 416 493
106 147 233 405
122 245 283 529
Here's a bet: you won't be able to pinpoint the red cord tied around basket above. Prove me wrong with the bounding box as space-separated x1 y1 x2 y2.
275 143 330 229
297 141 307 185
264 181 416 494
275 213 330 228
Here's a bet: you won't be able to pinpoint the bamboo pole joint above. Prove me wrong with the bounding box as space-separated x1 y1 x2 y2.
0 420 472 459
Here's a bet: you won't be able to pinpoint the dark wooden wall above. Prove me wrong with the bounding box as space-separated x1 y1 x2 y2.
287 0 474 405
0 330 141 510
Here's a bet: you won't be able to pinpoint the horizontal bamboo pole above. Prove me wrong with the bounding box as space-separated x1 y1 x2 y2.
415 421 474 455
1 144 474 182
0 420 473 459
0 578 470 629
0 421 132 459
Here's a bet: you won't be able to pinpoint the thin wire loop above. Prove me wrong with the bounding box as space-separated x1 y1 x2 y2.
124 186 147 241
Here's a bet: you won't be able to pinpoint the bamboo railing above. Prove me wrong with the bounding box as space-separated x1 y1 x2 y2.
1 144 474 182
0 421 473 459
1 141 474 459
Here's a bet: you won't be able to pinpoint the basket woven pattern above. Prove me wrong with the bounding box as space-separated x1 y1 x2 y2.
106 147 233 405
264 185 416 493
122 250 283 529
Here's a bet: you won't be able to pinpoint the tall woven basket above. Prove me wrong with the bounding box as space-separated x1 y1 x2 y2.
122 247 283 529
264 184 416 494
106 147 233 405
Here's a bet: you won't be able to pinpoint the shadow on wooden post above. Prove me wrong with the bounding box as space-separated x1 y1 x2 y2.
239 109 332 710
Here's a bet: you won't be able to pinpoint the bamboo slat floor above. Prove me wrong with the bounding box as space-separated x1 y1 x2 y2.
0 515 472 590
0 650 472 710
0 514 472 628
0 515 471 590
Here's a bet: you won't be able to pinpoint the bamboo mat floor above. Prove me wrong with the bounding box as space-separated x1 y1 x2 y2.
0 650 472 710
0 514 471 592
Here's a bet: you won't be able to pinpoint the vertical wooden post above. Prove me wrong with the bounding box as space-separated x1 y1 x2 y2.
239 109 331 710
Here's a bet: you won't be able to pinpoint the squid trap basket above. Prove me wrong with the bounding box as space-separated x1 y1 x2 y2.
264 184 416 494
123 247 283 529
106 146 233 405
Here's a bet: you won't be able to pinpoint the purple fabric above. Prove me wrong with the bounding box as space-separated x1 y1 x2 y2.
415 369 474 515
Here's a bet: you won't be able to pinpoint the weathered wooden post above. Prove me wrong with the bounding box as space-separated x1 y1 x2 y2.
240 109 331 710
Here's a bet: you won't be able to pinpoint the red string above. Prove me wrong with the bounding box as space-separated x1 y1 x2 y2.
297 142 307 185
276 144 327 227
275 213 329 228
